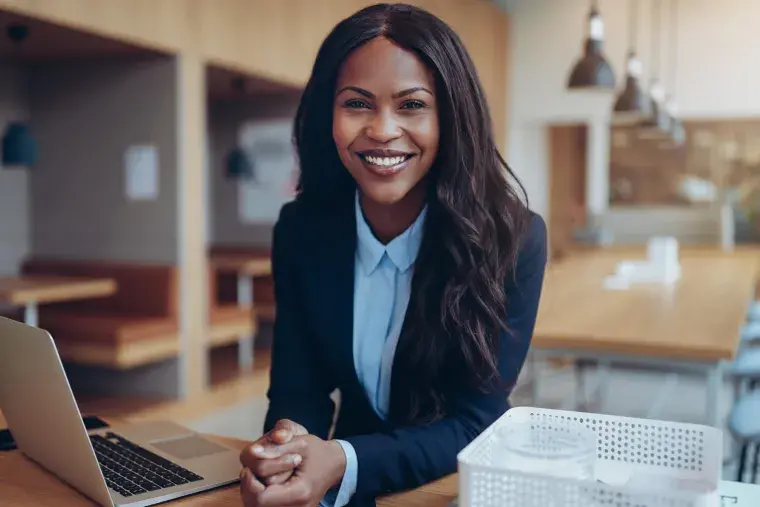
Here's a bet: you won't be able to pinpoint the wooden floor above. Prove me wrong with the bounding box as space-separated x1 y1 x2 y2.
0 344 273 429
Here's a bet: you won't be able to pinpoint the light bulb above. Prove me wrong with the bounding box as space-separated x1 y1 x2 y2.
649 80 665 103
664 95 679 116
589 12 604 41
626 54 642 78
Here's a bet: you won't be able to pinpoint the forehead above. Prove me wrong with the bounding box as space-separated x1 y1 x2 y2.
336 36 435 91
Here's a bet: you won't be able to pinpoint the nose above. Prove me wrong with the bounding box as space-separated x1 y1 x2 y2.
365 110 401 143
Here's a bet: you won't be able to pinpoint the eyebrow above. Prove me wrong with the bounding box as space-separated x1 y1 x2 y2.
336 85 433 99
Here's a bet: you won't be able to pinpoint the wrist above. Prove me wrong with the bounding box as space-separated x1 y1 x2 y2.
326 439 347 489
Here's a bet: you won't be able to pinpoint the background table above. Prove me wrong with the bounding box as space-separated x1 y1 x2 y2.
530 247 760 426
0 276 117 327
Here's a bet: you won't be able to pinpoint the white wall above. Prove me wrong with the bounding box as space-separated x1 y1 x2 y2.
505 0 760 228
28 56 179 263
208 92 300 247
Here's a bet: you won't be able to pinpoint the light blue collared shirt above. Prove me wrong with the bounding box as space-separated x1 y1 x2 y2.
320 192 426 507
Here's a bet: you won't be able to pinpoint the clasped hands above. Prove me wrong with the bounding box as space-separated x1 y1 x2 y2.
239 419 347 507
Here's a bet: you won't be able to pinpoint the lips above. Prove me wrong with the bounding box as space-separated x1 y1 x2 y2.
356 149 415 176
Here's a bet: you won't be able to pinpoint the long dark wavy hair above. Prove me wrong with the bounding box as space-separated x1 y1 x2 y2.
293 3 532 424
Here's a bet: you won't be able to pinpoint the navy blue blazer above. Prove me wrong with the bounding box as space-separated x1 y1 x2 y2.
263 195 547 506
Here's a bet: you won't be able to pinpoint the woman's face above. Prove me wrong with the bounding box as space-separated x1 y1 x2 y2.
333 37 439 207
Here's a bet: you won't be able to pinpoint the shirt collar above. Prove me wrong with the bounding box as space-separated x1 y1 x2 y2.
355 191 427 275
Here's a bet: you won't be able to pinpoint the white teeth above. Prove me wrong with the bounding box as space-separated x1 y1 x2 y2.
364 155 406 167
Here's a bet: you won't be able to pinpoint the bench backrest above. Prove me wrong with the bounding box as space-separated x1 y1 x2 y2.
21 257 178 318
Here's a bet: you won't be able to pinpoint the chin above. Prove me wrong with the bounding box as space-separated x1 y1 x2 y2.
358 183 412 206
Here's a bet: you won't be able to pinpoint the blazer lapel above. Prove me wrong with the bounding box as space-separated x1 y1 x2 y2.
315 197 359 387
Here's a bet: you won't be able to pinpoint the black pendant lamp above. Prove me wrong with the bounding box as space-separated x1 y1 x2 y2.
225 146 255 180
224 77 255 181
2 122 37 167
567 0 616 91
2 24 37 169
638 0 672 140
612 0 650 126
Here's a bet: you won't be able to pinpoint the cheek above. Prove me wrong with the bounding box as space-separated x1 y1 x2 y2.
332 111 361 153
413 115 440 159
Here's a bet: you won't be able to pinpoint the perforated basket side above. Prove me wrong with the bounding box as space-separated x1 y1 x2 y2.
459 408 721 483
458 459 700 507
457 407 722 507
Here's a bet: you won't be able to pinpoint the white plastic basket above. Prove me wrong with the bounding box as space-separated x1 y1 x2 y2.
457 407 723 507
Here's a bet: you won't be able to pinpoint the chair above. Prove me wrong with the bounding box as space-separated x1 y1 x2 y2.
741 321 760 345
746 301 760 322
728 390 760 483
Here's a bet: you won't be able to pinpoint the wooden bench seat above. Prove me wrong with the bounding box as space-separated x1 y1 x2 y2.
21 257 258 369
208 267 257 347
37 311 178 344
21 258 180 369
209 305 257 347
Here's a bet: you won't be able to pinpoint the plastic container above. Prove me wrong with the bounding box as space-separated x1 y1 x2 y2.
457 407 722 507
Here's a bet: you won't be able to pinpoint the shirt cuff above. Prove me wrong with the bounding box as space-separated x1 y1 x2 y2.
319 439 358 507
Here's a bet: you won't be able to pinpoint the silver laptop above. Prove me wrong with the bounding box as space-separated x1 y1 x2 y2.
0 316 242 507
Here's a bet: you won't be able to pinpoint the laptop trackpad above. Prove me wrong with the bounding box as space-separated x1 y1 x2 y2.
150 435 230 461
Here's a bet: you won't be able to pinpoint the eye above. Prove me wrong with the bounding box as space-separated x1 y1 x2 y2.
401 100 426 110
344 98 371 109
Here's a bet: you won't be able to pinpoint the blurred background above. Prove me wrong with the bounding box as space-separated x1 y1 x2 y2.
1 0 760 485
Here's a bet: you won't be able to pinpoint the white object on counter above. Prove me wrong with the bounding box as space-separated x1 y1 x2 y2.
720 202 735 253
604 236 682 288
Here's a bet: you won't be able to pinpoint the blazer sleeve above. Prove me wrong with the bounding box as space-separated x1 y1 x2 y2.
263 202 337 439
342 213 548 498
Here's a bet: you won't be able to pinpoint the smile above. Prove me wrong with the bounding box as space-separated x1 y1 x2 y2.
357 151 415 176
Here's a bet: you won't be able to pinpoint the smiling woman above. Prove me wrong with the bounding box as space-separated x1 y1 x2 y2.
238 4 548 507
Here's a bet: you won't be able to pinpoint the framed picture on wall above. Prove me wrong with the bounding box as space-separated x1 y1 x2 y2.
237 118 297 224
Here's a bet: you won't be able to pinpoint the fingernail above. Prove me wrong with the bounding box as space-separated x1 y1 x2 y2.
252 445 264 455
276 429 289 440
291 454 302 466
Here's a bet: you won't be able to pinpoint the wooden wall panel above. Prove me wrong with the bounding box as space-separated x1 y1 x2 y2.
491 7 510 154
548 124 588 259
0 0 510 134
0 0 194 52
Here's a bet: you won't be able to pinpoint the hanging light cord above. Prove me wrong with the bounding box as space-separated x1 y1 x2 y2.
628 0 639 52
650 0 661 80
668 0 678 96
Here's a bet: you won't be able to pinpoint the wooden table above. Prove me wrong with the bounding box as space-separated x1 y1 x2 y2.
0 276 117 327
210 254 272 372
0 432 456 506
4 429 760 506
531 246 760 426
210 255 272 278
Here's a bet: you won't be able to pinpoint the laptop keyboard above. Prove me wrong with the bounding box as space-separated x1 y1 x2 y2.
90 432 204 498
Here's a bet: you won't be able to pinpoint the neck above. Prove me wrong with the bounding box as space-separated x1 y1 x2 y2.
359 185 426 245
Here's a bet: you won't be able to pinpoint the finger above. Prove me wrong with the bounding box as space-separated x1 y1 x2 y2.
251 453 302 479
239 434 272 468
271 419 308 444
262 469 294 486
240 468 265 506
248 438 308 460
257 478 312 507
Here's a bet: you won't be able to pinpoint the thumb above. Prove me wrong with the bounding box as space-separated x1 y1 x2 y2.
271 419 308 444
